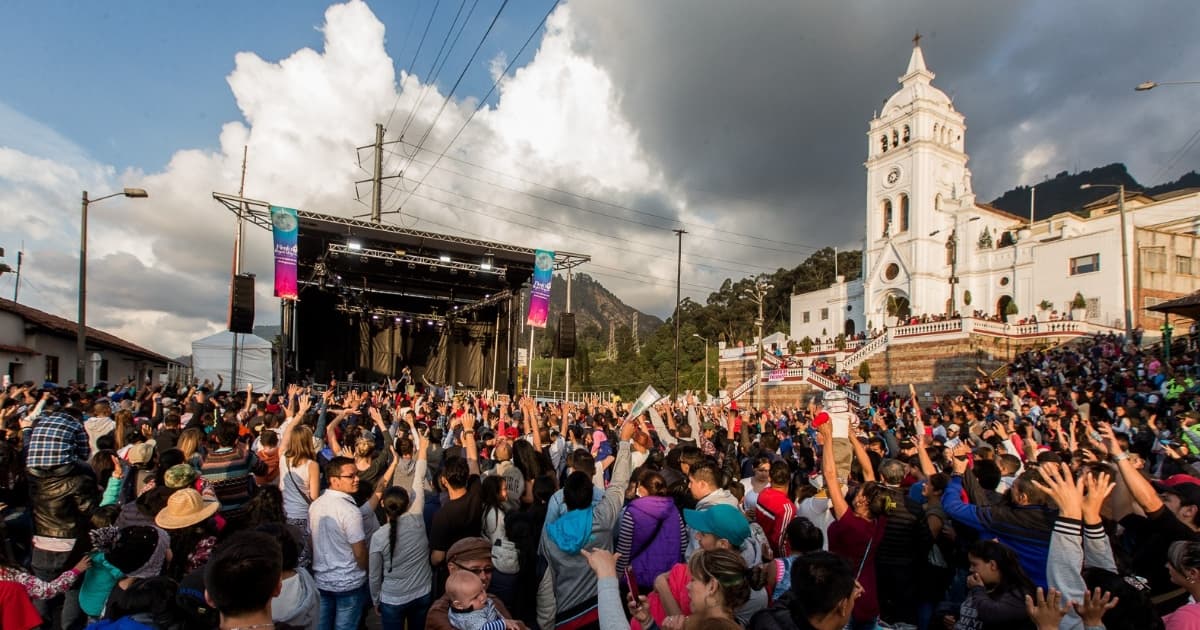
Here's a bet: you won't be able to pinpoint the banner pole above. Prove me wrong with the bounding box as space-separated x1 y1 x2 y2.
527 327 535 398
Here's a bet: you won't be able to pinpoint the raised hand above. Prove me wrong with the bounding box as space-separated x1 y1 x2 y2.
1081 471 1115 524
1024 587 1068 630
1031 463 1081 520
1072 587 1118 627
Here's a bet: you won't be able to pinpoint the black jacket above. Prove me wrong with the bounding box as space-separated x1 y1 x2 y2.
27 462 98 540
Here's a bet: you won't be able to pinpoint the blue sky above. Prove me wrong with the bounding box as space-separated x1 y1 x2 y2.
0 0 549 173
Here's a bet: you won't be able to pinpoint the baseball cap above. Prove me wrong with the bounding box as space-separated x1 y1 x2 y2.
683 504 750 547
1158 481 1200 507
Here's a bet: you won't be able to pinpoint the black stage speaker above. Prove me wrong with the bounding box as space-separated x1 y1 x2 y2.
556 312 576 358
229 274 256 334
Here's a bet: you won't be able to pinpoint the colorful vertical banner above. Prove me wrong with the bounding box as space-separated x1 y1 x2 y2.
526 249 555 328
269 205 299 300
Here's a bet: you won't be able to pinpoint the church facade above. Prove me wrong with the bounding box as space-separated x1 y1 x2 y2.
789 41 1200 342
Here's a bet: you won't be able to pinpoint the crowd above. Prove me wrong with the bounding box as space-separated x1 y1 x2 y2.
2 329 1200 629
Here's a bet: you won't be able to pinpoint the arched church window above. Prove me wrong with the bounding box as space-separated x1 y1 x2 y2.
881 199 893 236
898 194 909 232
933 123 939 139
935 194 943 211
902 125 910 143
891 130 899 148
881 135 888 153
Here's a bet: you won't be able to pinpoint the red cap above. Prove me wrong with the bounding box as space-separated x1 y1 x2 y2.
266 404 282 414
504 427 520 440
1161 474 1200 488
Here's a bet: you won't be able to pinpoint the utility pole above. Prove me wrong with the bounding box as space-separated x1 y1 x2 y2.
12 245 22 302
632 312 639 354
355 124 403 223
231 146 248 392
371 123 384 223
673 229 687 401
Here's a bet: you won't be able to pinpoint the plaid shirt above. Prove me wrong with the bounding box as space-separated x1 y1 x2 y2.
24 412 90 469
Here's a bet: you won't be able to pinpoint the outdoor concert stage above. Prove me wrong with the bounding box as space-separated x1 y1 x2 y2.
213 193 588 392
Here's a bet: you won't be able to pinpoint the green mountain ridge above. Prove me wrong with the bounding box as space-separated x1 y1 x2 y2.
989 163 1200 220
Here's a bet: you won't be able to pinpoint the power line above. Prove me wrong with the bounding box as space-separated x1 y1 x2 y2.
391 139 823 253
387 175 784 276
382 0 445 134
394 0 560 213
395 0 511 200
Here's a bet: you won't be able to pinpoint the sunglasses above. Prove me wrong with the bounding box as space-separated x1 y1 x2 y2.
452 561 494 576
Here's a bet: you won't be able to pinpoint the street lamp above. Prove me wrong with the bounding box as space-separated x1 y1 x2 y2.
77 188 149 385
692 333 710 402
1135 80 1200 91
1079 183 1132 343
741 276 774 408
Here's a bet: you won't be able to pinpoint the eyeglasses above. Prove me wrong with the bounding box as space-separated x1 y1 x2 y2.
330 474 359 479
452 562 494 576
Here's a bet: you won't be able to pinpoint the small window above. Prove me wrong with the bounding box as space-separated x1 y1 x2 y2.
880 135 888 153
803 311 810 323
1178 255 1193 275
1085 298 1100 320
820 308 829 321
1143 249 1166 272
891 130 899 148
899 194 909 232
884 263 900 281
881 199 893 236
98 358 110 382
902 125 911 143
44 356 59 383
1070 253 1100 276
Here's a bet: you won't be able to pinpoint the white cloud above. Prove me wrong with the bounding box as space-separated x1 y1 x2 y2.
0 0 717 359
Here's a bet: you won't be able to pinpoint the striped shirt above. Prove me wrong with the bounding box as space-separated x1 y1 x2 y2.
25 412 90 468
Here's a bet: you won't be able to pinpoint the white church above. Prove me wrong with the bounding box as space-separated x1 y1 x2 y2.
789 40 1200 342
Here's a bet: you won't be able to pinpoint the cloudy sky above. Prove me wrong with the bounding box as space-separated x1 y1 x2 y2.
1 0 1198 357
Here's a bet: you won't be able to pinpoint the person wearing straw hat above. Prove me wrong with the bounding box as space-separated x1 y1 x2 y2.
155 489 221 580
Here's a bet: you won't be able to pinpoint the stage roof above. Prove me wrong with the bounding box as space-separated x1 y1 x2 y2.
213 192 589 319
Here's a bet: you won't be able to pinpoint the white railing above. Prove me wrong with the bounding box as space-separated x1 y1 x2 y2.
841 330 891 371
891 319 965 338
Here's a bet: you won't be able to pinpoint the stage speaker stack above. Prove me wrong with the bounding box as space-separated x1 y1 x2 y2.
229 274 256 334
556 312 576 358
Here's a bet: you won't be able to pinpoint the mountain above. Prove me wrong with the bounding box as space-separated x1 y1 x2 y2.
989 163 1200 220
545 272 663 348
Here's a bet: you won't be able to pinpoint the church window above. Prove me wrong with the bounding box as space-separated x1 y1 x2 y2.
803 311 810 323
820 308 829 320
884 263 900 281
891 129 899 148
946 240 956 265
934 194 943 211
902 125 910 143
898 194 909 232
880 135 888 153
881 199 893 236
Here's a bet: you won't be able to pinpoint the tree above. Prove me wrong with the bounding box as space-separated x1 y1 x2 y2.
787 339 797 356
1071 292 1088 310
835 334 847 351
1005 301 1019 316
858 362 871 383
1038 299 1053 311
800 336 813 354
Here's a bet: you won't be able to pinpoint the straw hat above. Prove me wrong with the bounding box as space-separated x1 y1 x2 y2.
155 488 220 530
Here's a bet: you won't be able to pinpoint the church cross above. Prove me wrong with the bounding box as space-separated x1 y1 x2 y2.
913 31 922 47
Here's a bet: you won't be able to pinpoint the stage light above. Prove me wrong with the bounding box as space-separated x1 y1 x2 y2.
439 254 451 262
468 271 477 277
372 314 379 320
405 318 412 323
427 320 434 326
481 252 494 270
384 259 393 267
394 317 401 323
359 256 367 263
348 242 362 250
408 262 416 269
449 268 458 275
485 294 490 298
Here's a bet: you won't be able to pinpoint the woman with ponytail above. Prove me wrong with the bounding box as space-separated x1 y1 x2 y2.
369 423 431 630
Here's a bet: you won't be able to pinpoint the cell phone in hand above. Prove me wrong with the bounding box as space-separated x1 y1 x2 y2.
625 567 639 599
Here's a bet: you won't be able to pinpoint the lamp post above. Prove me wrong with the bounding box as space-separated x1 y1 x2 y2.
77 188 149 385
741 276 773 408
692 333 709 402
1079 183 1133 343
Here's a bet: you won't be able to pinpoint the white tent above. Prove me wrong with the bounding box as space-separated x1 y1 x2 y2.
191 331 274 392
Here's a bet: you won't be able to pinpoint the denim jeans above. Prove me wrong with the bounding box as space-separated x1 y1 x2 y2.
319 583 368 630
379 592 431 630
32 546 84 630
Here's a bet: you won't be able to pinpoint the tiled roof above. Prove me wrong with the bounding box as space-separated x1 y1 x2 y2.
0 297 171 364
0 343 39 355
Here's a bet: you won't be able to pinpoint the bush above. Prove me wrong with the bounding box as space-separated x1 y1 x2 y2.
858 362 871 382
